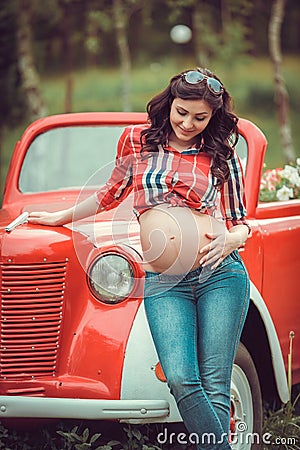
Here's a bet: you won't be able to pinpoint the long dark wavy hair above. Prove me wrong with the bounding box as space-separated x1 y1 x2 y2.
140 67 239 187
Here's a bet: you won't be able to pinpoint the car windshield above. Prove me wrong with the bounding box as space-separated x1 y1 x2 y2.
19 125 248 193
19 126 125 193
235 134 248 175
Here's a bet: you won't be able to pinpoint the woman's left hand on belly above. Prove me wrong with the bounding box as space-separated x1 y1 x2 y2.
199 226 246 269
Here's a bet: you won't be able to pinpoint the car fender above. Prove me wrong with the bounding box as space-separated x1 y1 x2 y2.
249 281 290 404
121 301 181 423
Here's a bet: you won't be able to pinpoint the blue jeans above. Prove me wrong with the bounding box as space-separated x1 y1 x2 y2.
144 251 250 450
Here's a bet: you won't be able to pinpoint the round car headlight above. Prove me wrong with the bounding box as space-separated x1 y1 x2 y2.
88 253 135 304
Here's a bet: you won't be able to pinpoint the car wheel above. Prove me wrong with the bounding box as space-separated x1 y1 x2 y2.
230 342 263 450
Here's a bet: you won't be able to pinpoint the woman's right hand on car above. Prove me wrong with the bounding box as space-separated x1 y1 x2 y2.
27 210 70 226
27 195 101 227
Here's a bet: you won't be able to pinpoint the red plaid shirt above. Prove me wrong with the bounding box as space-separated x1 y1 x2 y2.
95 124 250 231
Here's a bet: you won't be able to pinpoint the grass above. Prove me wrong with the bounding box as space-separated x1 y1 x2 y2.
2 54 300 191
44 56 300 170
262 395 300 449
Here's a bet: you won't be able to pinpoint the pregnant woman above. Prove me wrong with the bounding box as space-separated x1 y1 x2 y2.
28 68 251 449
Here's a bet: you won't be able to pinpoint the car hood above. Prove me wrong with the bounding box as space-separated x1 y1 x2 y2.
0 209 142 265
67 219 141 251
0 222 76 263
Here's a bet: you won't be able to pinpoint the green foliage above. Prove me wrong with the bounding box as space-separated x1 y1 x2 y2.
0 1 26 125
120 425 162 450
217 22 252 65
262 396 300 450
55 423 166 450
244 82 275 115
0 422 166 450
0 421 31 449
3 0 299 76
85 10 112 58
167 0 253 66
56 425 117 449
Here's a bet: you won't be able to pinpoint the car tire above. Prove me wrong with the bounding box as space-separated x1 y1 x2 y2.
230 342 263 450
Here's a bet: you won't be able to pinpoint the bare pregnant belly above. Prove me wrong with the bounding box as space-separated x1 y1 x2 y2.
139 204 225 275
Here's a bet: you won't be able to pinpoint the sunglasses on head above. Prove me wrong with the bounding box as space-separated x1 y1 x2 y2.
182 70 224 95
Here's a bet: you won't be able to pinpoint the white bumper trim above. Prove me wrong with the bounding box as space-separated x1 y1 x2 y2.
0 396 169 420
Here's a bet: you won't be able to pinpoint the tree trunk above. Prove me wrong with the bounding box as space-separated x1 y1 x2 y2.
0 125 3 206
113 0 132 112
221 0 231 38
192 0 209 67
61 1 73 113
16 0 47 121
269 0 295 163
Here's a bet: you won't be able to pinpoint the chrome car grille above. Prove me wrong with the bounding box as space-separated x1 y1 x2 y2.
0 261 67 380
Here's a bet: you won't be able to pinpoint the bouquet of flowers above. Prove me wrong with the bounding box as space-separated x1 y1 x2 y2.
259 158 300 202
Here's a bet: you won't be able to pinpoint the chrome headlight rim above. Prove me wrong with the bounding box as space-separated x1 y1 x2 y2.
87 252 135 304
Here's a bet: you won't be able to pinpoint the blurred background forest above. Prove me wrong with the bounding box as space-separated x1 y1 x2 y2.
0 0 299 199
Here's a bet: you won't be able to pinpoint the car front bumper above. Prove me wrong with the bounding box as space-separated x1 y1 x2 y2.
0 396 170 420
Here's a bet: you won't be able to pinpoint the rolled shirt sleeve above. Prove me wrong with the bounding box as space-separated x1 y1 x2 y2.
95 127 133 211
220 151 251 233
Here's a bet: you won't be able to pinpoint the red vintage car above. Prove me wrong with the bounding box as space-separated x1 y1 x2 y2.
0 112 299 449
